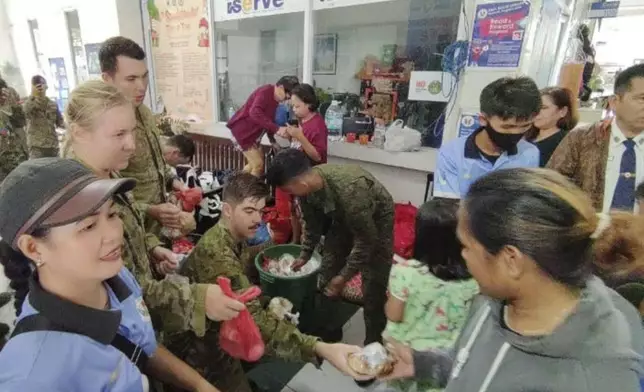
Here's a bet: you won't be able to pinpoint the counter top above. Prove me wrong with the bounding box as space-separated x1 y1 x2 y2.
188 122 437 173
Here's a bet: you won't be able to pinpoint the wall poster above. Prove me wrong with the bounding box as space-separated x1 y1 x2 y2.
146 0 213 122
469 1 531 68
48 57 70 113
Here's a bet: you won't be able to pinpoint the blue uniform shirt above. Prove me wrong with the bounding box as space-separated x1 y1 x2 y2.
0 268 157 392
434 127 539 199
275 103 290 126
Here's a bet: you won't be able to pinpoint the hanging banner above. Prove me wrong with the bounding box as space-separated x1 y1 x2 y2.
214 0 304 22
469 1 531 68
588 1 620 19
146 0 213 122
48 58 70 113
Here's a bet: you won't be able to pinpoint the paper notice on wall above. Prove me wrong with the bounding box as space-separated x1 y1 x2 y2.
458 112 480 138
408 71 455 102
469 1 530 68
147 0 213 122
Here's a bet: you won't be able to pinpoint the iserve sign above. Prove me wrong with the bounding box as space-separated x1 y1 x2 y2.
227 0 285 14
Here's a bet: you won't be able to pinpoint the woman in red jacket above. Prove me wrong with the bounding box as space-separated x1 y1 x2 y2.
227 76 299 177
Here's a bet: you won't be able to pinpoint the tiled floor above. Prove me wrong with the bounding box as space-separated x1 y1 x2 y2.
249 308 393 392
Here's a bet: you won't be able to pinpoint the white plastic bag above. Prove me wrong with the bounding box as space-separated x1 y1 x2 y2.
383 120 422 152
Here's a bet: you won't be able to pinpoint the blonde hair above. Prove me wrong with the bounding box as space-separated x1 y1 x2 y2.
61 80 131 157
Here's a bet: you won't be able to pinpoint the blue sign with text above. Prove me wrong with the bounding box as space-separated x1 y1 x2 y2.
588 1 620 19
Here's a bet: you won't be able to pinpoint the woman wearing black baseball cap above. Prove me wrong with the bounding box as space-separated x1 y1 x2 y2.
0 158 220 391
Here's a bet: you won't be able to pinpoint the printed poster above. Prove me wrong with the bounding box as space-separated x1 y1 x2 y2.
458 112 480 138
469 1 530 68
146 0 213 122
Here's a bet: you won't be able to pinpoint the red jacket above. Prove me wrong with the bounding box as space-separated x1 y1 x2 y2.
227 84 279 150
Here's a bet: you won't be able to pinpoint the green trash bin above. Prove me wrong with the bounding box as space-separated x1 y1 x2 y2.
254 244 321 313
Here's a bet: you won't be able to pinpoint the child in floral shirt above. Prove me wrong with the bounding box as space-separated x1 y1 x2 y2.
383 199 478 392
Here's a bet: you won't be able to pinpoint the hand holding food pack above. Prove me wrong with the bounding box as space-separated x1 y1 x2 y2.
217 276 265 362
347 342 396 378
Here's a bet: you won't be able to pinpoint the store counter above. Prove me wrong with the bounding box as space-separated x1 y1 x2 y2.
188 122 436 206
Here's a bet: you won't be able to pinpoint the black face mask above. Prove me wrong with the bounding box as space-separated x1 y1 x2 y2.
484 124 525 151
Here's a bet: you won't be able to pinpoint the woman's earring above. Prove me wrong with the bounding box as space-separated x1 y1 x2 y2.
35 260 45 268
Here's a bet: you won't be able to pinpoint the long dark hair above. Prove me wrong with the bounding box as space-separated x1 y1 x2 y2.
526 87 578 140
414 199 470 281
0 228 48 315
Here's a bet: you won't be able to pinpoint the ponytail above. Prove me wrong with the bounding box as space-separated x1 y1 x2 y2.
592 212 644 279
0 228 49 316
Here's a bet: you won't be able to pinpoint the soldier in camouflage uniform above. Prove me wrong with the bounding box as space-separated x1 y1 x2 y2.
24 76 63 158
100 36 193 238
166 172 365 392
266 149 394 346
0 83 28 182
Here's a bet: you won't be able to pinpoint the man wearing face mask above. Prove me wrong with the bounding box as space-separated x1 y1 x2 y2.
434 77 540 199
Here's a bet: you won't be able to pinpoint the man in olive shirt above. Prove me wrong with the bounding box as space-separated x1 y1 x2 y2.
169 172 360 391
266 149 394 346
99 36 193 236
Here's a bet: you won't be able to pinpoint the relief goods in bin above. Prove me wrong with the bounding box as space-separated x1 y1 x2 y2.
217 276 265 362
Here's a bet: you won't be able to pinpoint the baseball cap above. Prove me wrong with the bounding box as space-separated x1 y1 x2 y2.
0 158 135 249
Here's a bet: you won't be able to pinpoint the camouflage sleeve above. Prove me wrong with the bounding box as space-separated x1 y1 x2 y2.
9 105 26 129
338 178 378 281
145 232 164 253
136 270 209 338
186 237 319 363
299 199 324 260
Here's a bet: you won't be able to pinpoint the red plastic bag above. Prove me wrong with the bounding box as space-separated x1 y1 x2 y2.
393 203 418 259
172 238 194 254
217 276 265 362
175 188 203 212
263 188 293 244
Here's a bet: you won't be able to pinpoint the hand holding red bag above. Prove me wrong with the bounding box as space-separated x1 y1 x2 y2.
217 276 265 362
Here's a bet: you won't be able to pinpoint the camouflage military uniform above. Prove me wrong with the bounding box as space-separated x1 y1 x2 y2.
120 105 176 236
300 164 394 345
0 96 28 182
23 95 63 158
166 223 319 392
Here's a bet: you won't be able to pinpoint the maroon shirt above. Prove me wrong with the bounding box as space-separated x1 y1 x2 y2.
295 113 328 164
227 84 279 150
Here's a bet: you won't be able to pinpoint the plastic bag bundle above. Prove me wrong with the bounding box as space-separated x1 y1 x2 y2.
383 120 422 152
217 277 265 362
262 254 320 277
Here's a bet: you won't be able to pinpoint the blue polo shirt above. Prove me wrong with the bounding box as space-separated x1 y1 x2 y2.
434 127 539 199
0 268 157 392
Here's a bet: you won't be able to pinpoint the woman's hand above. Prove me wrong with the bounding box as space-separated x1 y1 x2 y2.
286 125 304 141
314 342 373 381
380 338 415 381
151 246 179 275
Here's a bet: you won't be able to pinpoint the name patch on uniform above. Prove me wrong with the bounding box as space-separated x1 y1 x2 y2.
136 297 152 322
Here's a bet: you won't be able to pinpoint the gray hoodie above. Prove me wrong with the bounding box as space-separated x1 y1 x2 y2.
413 277 644 392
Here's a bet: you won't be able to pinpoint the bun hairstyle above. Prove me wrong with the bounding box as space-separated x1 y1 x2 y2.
61 80 131 157
0 228 49 315
464 168 644 287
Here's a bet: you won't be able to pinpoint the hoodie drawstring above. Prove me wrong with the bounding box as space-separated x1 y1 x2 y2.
450 305 490 380
478 341 511 392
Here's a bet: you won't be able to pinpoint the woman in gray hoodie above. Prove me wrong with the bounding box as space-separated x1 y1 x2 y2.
383 168 644 392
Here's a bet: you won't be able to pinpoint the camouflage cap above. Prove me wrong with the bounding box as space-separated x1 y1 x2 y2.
0 158 135 249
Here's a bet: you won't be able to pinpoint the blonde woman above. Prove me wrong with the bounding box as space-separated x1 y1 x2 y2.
62 80 245 341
